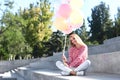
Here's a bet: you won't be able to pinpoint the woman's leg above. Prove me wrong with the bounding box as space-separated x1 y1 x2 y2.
56 61 73 73
74 60 91 72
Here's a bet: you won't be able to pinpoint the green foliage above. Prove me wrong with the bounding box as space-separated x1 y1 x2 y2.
32 30 65 57
75 20 89 43
49 31 64 52
4 0 14 9
0 0 54 59
88 2 113 44
114 8 120 37
0 26 32 60
0 12 32 60
19 0 53 57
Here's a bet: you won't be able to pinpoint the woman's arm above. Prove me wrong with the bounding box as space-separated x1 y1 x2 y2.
62 54 69 67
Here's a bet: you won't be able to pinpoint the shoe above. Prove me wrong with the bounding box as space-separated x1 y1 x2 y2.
76 71 84 76
61 71 70 76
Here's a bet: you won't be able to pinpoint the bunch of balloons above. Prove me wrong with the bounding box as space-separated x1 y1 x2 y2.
53 0 84 34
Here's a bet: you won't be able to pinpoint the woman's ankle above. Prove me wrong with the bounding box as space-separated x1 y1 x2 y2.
70 71 76 76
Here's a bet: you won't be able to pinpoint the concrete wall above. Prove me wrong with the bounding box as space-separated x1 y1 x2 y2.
88 36 120 54
88 51 120 74
87 36 120 74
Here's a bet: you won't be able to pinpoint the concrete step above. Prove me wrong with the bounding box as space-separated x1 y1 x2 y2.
15 67 120 80
0 78 17 80
88 36 120 54
1 67 120 80
104 36 120 45
0 58 40 73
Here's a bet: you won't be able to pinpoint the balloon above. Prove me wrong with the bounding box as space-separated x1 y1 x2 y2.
53 16 74 34
70 0 84 9
58 4 72 19
53 0 84 34
53 17 68 31
53 10 83 34
70 10 83 27
62 27 73 34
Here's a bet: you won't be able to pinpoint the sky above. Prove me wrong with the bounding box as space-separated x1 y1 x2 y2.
1 0 120 31
11 0 120 18
83 0 120 20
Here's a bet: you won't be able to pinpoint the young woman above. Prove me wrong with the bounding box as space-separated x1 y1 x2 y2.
56 33 91 76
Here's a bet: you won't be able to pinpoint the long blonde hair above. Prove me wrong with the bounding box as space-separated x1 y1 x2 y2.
69 33 86 47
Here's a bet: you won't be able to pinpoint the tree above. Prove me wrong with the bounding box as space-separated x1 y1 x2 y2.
88 2 113 44
20 0 53 57
50 31 64 51
0 0 54 59
0 12 32 60
0 1 32 60
114 7 120 37
0 0 14 32
75 20 89 43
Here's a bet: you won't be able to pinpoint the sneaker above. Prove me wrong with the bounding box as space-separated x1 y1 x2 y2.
76 71 84 76
61 71 70 76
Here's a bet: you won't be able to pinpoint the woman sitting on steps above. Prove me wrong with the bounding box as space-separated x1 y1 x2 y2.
56 33 91 76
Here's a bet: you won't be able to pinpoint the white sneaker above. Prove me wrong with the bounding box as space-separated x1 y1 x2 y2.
61 71 70 76
76 71 84 76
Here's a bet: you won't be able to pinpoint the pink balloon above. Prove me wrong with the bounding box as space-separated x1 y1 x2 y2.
53 2 84 34
58 4 72 19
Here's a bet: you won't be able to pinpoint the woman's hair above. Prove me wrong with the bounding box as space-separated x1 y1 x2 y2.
69 33 86 47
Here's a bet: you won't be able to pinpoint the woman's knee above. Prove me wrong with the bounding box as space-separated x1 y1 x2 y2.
86 60 91 66
56 61 62 66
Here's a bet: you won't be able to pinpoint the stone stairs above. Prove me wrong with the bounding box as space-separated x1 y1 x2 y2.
14 36 120 80
14 66 120 80
12 50 120 80
0 78 17 80
1 50 120 80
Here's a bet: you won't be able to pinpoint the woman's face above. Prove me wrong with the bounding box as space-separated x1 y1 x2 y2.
70 35 77 45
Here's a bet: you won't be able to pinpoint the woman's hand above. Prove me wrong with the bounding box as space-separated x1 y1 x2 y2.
62 54 67 63
63 62 69 67
62 54 68 67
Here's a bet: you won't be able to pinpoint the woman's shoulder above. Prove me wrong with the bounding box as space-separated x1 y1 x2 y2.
81 44 88 50
84 44 88 48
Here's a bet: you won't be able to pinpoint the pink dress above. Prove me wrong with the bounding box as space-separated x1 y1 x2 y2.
67 45 88 68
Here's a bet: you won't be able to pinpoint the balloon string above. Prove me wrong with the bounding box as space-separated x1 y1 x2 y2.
62 35 67 56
